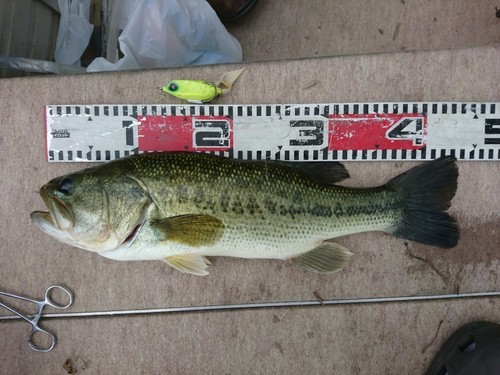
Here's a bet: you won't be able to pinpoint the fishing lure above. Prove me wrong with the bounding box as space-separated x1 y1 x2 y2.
161 68 246 103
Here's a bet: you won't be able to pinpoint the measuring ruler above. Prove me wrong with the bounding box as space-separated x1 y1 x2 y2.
44 102 500 162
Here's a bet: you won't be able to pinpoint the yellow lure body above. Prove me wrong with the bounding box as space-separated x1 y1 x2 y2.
161 68 246 103
162 80 222 103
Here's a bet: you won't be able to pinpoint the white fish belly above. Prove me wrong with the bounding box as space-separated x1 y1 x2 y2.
100 213 391 262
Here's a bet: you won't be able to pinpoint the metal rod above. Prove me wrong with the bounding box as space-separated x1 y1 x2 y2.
1 291 498 321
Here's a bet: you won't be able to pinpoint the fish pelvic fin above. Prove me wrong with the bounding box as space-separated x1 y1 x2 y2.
163 254 211 276
387 156 459 248
292 242 353 273
151 214 225 247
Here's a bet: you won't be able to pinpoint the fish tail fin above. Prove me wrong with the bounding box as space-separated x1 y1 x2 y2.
387 156 459 248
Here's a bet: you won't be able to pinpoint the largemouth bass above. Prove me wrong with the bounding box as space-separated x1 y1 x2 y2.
31 153 459 276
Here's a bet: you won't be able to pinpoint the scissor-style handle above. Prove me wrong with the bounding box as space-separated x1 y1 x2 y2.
27 325 57 352
0 285 73 352
43 285 73 309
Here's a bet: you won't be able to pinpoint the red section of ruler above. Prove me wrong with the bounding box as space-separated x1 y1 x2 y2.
328 114 427 150
138 116 233 152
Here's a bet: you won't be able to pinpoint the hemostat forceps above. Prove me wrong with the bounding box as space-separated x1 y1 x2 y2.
0 285 73 352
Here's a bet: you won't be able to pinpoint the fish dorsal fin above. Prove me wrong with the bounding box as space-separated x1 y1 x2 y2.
276 161 349 185
152 214 225 247
292 242 353 273
163 254 211 276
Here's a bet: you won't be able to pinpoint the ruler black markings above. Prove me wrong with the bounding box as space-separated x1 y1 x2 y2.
44 102 500 162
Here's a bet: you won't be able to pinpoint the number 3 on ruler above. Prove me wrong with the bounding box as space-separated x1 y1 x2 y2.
289 120 325 146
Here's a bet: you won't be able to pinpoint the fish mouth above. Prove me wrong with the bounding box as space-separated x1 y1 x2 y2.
40 187 75 231
30 210 56 232
30 210 76 247
35 187 75 231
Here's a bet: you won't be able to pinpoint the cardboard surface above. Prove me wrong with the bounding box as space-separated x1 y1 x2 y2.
227 0 500 61
2 298 499 374
0 45 499 373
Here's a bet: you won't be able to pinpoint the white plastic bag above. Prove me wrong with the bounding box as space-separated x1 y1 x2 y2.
54 0 94 66
87 0 243 72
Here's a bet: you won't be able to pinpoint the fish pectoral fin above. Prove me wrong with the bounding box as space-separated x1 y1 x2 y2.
217 68 246 92
163 254 211 276
151 214 225 247
292 242 353 273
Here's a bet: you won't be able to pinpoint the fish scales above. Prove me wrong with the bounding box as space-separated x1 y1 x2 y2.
31 152 459 275
105 153 402 258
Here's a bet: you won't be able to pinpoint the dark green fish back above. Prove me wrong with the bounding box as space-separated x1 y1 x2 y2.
107 152 403 238
95 152 458 250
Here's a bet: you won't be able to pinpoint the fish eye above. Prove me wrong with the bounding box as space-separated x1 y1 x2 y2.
58 177 74 195
168 83 178 91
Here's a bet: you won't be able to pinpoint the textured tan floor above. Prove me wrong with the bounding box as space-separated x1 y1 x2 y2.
227 0 500 61
2 298 498 374
0 2 499 374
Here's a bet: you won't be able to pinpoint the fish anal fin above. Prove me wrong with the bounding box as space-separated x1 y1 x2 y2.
163 254 211 276
152 214 225 247
292 242 353 273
